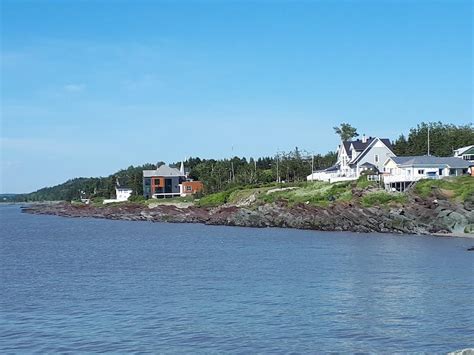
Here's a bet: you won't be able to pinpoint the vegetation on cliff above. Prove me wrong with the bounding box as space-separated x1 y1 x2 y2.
414 176 474 201
195 175 472 210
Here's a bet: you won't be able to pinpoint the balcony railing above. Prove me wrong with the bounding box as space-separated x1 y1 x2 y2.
383 174 440 184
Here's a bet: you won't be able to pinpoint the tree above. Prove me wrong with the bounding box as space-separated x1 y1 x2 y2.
393 122 474 156
333 123 359 142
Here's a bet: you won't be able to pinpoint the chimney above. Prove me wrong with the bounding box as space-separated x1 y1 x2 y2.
362 134 367 143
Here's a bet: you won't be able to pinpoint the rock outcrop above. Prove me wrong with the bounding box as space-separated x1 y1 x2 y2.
21 193 474 236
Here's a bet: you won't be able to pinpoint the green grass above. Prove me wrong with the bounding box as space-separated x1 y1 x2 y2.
90 197 105 206
258 181 353 206
355 175 378 189
413 176 474 201
361 192 408 207
196 190 235 207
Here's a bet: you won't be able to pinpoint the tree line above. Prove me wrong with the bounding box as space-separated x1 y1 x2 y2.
5 121 472 202
392 122 473 157
174 148 337 193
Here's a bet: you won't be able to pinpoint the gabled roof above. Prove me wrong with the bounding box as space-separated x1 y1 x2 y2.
349 137 394 166
143 165 184 177
342 142 352 155
389 156 472 169
342 137 392 159
455 145 474 156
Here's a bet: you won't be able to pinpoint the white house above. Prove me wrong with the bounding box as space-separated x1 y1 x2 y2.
103 186 133 204
383 156 472 191
307 135 395 183
103 178 133 204
454 145 474 162
115 187 133 201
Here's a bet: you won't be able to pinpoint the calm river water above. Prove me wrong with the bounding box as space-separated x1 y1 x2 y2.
1 205 473 353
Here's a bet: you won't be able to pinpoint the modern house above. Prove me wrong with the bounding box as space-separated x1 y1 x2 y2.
307 135 395 183
454 145 474 162
383 156 472 191
143 163 203 199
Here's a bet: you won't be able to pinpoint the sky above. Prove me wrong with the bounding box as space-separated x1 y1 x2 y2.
1 0 472 193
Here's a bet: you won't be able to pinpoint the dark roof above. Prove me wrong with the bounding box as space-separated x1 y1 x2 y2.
380 139 392 150
390 156 472 168
351 138 373 151
360 162 377 168
342 142 352 154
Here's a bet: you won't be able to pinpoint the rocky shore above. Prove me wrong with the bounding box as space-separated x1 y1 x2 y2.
22 193 474 236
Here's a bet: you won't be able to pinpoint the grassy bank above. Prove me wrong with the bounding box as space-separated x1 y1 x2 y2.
194 175 473 209
413 176 473 202
69 176 472 210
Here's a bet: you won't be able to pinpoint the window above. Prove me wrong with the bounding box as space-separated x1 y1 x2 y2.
417 169 424 175
374 155 379 163
144 178 151 186
186 186 192 192
439 169 443 176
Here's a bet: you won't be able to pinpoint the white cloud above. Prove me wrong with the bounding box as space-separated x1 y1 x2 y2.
64 83 86 92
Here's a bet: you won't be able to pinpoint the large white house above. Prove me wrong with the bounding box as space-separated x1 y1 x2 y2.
383 156 472 191
307 135 395 183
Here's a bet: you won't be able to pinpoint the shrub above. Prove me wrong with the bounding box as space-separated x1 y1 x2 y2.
361 192 407 207
197 190 233 207
355 175 377 189
128 195 146 203
414 176 474 201
90 197 105 205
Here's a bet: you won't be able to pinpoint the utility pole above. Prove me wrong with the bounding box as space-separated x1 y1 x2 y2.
276 153 279 183
311 153 314 181
254 159 257 183
231 145 235 182
427 125 430 156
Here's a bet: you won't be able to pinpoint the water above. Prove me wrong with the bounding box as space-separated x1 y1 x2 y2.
1 205 473 353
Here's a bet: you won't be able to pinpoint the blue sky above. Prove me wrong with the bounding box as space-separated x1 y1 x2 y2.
1 0 472 193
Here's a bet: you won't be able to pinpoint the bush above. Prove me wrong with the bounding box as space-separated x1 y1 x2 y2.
196 190 234 207
414 176 473 201
128 195 146 203
355 175 377 189
361 192 407 207
90 197 105 205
